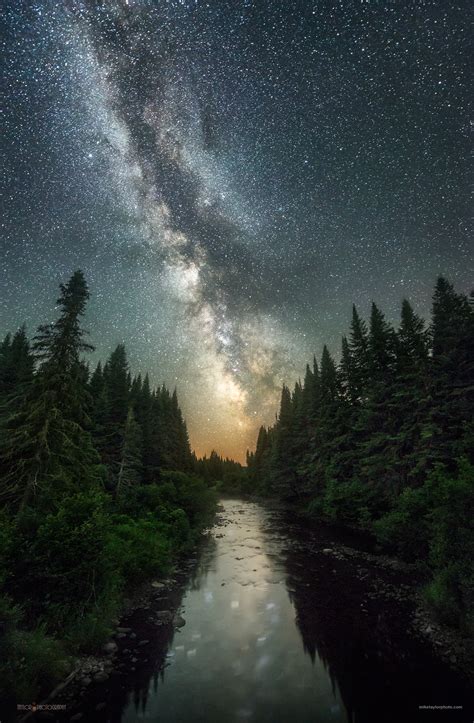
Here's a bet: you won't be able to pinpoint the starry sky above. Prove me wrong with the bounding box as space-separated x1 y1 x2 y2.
2 1 472 462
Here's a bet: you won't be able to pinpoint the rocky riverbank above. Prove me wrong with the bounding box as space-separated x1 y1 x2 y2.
306 538 473 681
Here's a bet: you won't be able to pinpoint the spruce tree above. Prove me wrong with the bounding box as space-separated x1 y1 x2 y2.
116 407 143 496
392 300 430 488
0 326 34 405
357 304 397 501
427 278 474 468
0 271 102 511
273 385 297 496
99 344 130 486
349 305 370 403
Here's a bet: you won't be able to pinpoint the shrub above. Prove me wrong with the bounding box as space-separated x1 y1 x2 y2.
308 478 380 531
160 471 218 528
4 491 117 631
425 460 474 632
374 486 431 561
107 516 172 585
375 459 474 632
0 594 70 700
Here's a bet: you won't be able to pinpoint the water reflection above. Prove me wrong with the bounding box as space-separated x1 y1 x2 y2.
83 499 470 722
279 509 472 723
122 499 346 722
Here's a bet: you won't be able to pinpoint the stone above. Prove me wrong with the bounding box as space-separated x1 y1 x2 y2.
151 581 166 590
70 714 83 721
95 703 106 711
155 611 173 623
116 626 132 634
80 677 92 687
93 671 109 683
103 641 118 655
129 632 137 639
174 614 186 628
139 639 150 646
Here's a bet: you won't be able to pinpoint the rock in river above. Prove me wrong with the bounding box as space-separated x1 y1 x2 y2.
103 641 118 655
155 610 173 623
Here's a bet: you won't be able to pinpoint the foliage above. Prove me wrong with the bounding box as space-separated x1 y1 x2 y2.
107 515 172 585
0 271 217 701
248 277 474 633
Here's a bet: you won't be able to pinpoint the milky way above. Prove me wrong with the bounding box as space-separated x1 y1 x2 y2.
2 1 472 461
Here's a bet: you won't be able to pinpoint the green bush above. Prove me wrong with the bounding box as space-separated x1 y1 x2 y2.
4 491 118 631
425 460 474 632
374 486 431 561
160 471 218 528
308 478 379 531
64 590 120 653
107 515 172 585
375 459 474 632
114 483 176 518
0 594 70 700
0 471 217 700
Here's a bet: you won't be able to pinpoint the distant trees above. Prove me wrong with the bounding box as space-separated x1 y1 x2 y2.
194 449 247 494
247 277 474 631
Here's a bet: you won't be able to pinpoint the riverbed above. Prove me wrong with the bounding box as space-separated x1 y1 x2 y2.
67 498 472 722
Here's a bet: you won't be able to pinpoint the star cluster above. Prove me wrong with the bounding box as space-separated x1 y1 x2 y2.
2 0 472 461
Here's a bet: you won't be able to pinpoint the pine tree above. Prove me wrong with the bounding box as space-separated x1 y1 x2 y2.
0 326 34 405
0 271 102 511
339 335 356 404
355 304 397 507
426 278 474 468
349 305 370 403
138 373 154 482
99 344 130 486
116 407 143 496
273 385 297 496
392 300 430 488
319 345 345 482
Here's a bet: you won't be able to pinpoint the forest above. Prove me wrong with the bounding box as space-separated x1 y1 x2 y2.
1 272 472 706
247 278 474 634
0 271 218 699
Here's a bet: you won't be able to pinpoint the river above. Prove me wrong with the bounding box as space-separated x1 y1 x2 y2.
70 498 472 722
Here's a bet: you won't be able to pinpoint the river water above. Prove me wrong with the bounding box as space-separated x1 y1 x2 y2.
115 498 471 723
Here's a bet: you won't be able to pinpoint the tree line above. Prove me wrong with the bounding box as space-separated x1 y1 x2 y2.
247 278 473 632
0 271 217 701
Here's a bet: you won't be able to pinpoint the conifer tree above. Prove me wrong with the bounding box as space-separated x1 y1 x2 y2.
116 407 143 496
0 326 34 405
137 373 154 482
357 304 397 503
273 385 296 496
392 300 430 487
427 278 474 468
348 305 370 402
0 271 101 511
99 344 130 485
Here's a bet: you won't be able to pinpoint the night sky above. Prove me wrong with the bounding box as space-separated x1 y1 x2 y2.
2 1 472 461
